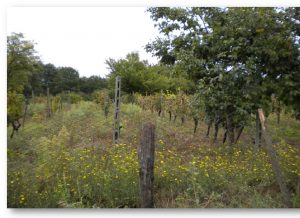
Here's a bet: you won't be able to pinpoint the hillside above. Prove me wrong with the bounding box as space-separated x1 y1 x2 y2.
7 101 300 208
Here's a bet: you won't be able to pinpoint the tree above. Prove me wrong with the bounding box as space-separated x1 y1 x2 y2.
7 33 40 136
41 63 58 94
7 33 40 93
147 7 300 143
24 61 44 98
79 76 107 94
106 52 148 94
53 67 80 94
106 52 176 95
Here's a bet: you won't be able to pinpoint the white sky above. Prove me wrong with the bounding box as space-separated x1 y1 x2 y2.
7 7 160 78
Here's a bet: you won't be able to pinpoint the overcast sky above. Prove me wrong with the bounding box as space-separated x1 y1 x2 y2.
7 7 160 78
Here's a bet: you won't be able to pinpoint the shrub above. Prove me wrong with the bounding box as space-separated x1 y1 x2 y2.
122 103 142 117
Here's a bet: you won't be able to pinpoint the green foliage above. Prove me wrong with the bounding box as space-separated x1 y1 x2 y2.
51 96 62 113
106 52 148 94
53 67 80 94
27 102 46 117
106 52 193 95
7 33 40 93
122 103 142 117
7 33 40 125
163 90 177 114
36 126 71 179
121 93 137 104
61 92 83 104
79 76 107 94
92 89 111 117
7 91 25 122
23 62 107 97
69 92 83 104
189 93 205 120
147 7 300 137
40 63 57 94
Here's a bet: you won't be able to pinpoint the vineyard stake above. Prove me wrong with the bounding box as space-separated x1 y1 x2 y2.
138 123 155 208
113 76 121 144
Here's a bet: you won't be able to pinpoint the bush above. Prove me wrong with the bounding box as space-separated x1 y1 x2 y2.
28 103 46 117
60 92 83 104
51 96 62 113
121 94 137 104
122 103 142 117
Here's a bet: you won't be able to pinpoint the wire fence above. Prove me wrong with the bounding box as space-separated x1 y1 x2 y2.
10 98 269 153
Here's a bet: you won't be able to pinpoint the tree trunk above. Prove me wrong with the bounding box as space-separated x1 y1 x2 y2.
169 111 172 121
22 99 29 130
10 120 21 139
255 111 261 147
235 125 244 144
223 120 228 143
193 118 198 134
181 116 185 125
227 115 235 144
206 120 212 137
223 129 227 144
213 121 219 143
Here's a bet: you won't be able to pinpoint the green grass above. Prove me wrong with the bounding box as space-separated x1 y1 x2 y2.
7 101 300 208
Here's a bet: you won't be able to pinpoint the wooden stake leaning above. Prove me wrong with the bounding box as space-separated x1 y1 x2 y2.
258 109 292 208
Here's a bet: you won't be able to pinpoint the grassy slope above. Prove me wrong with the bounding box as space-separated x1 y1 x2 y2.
7 101 300 208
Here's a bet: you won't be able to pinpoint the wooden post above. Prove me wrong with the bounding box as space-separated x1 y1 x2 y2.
255 110 261 147
113 76 121 144
258 109 292 208
159 89 163 117
138 123 155 208
47 87 51 118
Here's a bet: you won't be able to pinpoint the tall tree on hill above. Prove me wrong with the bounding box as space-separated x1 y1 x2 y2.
7 33 40 93
147 7 300 143
53 67 80 94
79 76 107 94
41 63 57 94
7 33 40 137
106 52 194 95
